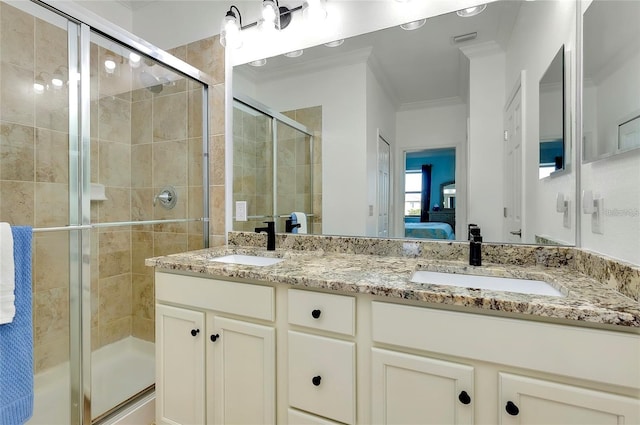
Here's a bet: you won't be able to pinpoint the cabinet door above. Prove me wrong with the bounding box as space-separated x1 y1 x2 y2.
156 304 205 425
499 373 640 424
208 315 276 425
372 348 474 425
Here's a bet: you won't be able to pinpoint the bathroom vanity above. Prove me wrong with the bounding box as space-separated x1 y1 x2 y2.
148 239 640 425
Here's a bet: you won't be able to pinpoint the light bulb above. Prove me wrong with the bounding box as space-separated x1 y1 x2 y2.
303 0 327 23
456 4 487 17
249 58 267 67
220 8 243 48
51 77 63 88
284 50 303 58
400 19 426 31
104 57 117 74
33 81 45 94
262 0 278 27
129 52 141 68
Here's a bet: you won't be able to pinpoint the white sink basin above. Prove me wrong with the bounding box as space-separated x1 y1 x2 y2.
411 270 564 297
210 254 284 267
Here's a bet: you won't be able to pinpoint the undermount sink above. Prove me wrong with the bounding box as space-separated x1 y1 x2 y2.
410 270 564 297
209 254 284 267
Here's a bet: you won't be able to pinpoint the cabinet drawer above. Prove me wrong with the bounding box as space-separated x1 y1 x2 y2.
156 272 274 321
288 331 356 424
288 289 355 336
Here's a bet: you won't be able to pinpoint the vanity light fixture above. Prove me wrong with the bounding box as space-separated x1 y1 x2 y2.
400 18 427 31
324 39 344 47
128 52 141 68
33 73 47 94
104 55 117 74
51 66 67 89
219 0 327 47
456 4 487 17
284 49 304 58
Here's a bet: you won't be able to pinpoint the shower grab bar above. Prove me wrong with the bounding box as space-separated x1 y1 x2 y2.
32 218 209 233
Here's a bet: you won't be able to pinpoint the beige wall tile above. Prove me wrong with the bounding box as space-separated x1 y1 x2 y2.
100 316 131 347
99 273 132 323
36 128 68 183
132 273 153 320
131 99 152 145
99 187 131 223
0 63 34 126
99 95 131 143
153 232 188 257
34 334 68 374
132 316 154 342
33 287 69 345
152 140 187 187
0 3 34 69
211 134 225 186
209 83 225 136
0 181 34 225
34 231 69 292
188 89 203 139
98 230 131 278
131 143 152 188
1 122 34 181
35 182 69 227
186 36 224 85
131 188 153 222
188 137 203 187
153 93 187 142
132 231 153 275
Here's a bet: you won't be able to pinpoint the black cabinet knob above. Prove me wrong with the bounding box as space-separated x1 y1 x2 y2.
312 376 322 386
458 391 471 405
505 401 519 416
311 309 322 319
210 334 220 342
191 329 200 337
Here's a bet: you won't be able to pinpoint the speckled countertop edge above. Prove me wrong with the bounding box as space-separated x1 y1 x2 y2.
146 245 640 329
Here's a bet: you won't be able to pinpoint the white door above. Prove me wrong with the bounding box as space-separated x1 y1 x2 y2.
377 135 391 237
156 304 206 425
371 348 474 424
504 80 523 242
208 315 276 425
499 373 640 424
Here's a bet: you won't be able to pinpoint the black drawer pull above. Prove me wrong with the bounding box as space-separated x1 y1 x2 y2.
458 391 471 405
311 309 322 319
210 334 220 342
505 401 519 416
191 329 200 337
312 376 322 386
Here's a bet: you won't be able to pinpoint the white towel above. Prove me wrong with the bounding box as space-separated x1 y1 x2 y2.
0 222 15 324
292 212 308 234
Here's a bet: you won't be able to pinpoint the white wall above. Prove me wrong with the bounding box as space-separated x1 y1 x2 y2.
365 64 396 237
504 0 577 245
580 46 640 264
238 62 369 236
464 44 506 242
395 102 468 240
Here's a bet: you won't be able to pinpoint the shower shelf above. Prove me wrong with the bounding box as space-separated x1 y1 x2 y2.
90 183 108 201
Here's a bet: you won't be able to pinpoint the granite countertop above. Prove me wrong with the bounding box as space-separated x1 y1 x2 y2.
146 246 640 330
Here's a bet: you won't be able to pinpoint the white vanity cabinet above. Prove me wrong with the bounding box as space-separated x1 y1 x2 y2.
155 272 276 425
372 301 640 424
287 289 357 425
371 348 474 424
498 373 640 424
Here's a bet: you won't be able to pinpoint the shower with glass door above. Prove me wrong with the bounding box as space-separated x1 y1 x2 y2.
0 1 210 423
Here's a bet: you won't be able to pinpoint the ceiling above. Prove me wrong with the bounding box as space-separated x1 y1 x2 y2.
116 0 156 11
236 1 520 109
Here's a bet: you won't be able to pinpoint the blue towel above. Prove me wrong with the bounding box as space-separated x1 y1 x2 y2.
290 214 298 234
0 226 33 425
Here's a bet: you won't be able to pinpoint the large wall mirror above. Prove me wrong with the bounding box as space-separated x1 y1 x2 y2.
539 45 566 179
582 0 640 162
232 0 577 246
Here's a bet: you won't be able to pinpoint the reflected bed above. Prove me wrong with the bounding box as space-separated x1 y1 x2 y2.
404 222 455 240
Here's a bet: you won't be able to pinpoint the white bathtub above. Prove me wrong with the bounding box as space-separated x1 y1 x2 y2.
28 336 155 425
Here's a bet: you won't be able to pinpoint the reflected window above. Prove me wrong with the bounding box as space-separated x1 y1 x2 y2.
404 171 422 216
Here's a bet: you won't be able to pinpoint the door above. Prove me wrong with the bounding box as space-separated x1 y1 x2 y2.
208 316 276 425
371 348 474 424
504 79 524 242
155 304 205 425
377 134 391 237
499 373 640 424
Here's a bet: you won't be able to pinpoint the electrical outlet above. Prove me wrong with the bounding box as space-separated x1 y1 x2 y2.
369 205 374 217
235 201 247 221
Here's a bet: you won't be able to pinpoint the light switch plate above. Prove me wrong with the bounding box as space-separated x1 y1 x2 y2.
235 201 247 221
592 198 604 234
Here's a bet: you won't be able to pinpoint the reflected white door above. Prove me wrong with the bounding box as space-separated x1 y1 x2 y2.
504 81 523 243
377 135 391 237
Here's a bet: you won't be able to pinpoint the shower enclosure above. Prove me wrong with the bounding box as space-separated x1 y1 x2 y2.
232 96 321 234
0 1 210 423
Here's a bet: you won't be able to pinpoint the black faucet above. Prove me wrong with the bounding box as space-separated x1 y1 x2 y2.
255 221 276 251
285 219 301 233
469 225 482 266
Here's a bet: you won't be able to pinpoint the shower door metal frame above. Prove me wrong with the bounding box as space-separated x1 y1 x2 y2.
26 1 215 423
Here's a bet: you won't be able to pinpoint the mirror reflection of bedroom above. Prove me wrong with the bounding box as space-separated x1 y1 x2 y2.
404 148 456 240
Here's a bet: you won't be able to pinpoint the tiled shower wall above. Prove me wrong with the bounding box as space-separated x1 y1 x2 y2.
232 104 323 234
0 2 226 373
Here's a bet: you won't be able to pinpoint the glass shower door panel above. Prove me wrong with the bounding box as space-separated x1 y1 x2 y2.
275 121 313 233
0 2 73 424
232 101 274 231
89 30 205 420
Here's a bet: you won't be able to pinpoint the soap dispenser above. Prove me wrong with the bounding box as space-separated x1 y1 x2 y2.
469 226 482 266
